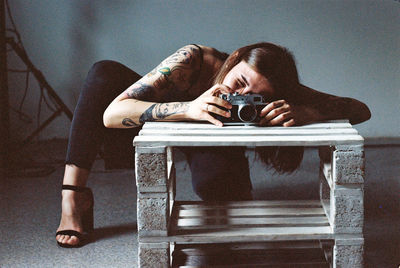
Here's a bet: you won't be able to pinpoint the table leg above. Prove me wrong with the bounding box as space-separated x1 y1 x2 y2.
138 242 170 268
136 146 175 267
333 236 364 268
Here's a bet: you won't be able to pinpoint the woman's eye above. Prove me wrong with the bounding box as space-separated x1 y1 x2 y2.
236 79 245 87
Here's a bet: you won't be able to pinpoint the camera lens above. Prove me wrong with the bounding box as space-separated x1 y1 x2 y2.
238 104 257 122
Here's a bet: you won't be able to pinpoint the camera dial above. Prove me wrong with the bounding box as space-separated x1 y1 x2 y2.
238 104 257 122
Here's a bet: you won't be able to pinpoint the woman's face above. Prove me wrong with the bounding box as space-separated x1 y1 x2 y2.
222 61 275 99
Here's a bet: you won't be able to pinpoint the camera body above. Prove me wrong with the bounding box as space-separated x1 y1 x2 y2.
216 93 267 125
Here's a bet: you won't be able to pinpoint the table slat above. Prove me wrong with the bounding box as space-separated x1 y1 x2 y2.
134 134 363 147
139 127 358 136
142 121 350 130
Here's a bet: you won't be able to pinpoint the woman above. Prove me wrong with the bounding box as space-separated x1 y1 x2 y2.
56 42 371 247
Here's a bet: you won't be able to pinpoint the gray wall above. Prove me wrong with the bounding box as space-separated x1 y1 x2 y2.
6 0 400 141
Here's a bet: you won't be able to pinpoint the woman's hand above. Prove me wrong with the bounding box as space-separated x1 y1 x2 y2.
259 100 317 127
186 84 233 126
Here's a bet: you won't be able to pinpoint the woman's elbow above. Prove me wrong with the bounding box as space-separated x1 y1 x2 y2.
361 103 371 122
350 102 371 125
362 104 372 122
103 108 115 128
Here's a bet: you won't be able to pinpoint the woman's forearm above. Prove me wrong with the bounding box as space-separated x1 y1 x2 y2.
296 84 371 125
103 99 191 128
308 96 371 125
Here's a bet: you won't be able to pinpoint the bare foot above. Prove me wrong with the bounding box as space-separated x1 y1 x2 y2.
56 189 92 246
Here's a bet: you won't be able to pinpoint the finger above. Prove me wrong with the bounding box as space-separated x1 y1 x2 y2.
263 105 290 122
203 103 209 112
207 103 231 118
283 118 296 127
203 96 232 110
259 100 287 117
204 113 223 127
212 97 232 110
267 111 293 126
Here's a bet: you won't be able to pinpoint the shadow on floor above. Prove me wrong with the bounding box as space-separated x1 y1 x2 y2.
0 139 399 267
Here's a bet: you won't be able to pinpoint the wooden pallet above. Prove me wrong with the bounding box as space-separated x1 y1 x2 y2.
172 241 333 267
134 121 364 268
141 200 332 243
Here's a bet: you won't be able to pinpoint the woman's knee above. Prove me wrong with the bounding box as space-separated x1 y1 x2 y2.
90 60 141 81
191 172 218 199
184 147 252 201
89 60 125 77
86 60 129 87
81 60 141 103
190 160 252 201
192 172 252 201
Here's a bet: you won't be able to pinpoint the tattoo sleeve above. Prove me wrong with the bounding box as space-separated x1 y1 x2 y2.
125 82 156 102
139 102 190 124
139 104 157 123
124 45 201 103
156 45 201 93
122 118 139 127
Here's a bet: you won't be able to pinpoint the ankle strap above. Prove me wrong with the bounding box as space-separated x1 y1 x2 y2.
62 185 90 193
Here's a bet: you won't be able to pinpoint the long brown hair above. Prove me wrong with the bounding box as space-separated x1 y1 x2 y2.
215 42 304 173
214 42 300 101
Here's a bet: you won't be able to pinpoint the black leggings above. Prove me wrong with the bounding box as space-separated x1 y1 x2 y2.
65 60 252 201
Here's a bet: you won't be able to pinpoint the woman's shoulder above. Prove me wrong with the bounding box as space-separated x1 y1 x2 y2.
195 44 229 61
176 44 229 65
192 44 228 78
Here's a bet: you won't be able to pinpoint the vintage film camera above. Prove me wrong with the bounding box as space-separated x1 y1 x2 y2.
214 93 268 125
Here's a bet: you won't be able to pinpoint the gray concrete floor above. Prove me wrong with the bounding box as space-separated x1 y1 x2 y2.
0 140 399 267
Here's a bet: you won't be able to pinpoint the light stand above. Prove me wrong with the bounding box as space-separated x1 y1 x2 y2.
6 37 73 146
0 0 9 174
2 0 73 176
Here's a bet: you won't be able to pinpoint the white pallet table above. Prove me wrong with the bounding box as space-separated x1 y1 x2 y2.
134 121 363 147
134 121 365 268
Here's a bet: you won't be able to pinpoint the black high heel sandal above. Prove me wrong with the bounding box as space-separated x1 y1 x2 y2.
56 185 94 248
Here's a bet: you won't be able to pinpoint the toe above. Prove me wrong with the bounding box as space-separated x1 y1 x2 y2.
67 236 80 246
56 234 64 242
61 235 70 244
56 234 80 246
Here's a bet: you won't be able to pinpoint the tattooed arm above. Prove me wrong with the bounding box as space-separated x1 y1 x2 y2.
103 44 231 128
104 97 192 128
103 45 201 128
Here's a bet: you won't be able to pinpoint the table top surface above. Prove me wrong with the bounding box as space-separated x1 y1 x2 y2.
133 121 364 147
